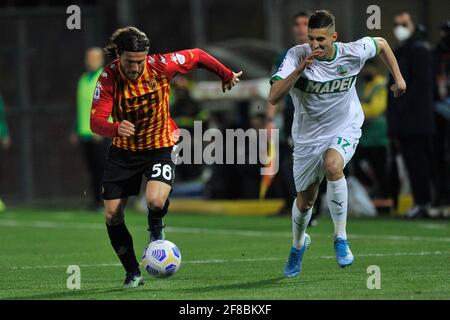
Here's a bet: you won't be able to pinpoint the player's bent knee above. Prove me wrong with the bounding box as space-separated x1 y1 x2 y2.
104 209 124 226
324 159 343 180
298 203 314 212
148 198 170 218
296 198 315 213
104 201 125 226
147 196 167 212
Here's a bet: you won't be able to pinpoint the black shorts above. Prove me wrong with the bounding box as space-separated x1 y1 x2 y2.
102 144 176 200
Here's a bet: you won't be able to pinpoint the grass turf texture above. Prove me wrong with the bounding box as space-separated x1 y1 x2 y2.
0 208 449 300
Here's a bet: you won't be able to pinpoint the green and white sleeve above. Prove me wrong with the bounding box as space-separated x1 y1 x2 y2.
355 36 378 67
270 47 300 85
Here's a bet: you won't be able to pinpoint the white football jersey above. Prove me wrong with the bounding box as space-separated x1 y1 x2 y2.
271 37 378 146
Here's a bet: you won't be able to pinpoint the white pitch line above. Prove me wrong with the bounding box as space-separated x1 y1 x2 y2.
423 224 448 230
349 234 450 243
0 219 449 242
0 219 104 230
3 251 449 271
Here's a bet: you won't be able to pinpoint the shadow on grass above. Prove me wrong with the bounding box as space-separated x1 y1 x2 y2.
2 287 127 300
2 276 286 300
141 276 287 296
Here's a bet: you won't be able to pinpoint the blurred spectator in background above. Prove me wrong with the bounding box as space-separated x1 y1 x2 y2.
205 101 267 200
433 21 450 206
236 101 266 198
170 77 207 181
0 93 11 212
266 11 313 218
353 60 389 199
0 94 10 150
69 47 107 211
204 109 238 199
387 12 435 218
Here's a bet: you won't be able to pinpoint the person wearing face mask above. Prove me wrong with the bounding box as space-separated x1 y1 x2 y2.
432 21 450 208
387 12 436 219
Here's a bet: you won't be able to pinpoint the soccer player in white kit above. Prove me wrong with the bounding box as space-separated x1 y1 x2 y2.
268 10 406 277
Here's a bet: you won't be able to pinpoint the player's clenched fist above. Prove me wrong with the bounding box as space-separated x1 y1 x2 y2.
390 79 407 98
117 120 135 137
300 48 323 69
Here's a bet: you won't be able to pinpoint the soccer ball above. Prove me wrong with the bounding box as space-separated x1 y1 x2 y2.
142 240 181 278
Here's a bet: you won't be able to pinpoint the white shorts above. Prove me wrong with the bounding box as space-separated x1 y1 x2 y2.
293 125 361 192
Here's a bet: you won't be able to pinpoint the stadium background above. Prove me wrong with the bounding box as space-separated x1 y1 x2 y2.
0 0 449 301
0 0 449 210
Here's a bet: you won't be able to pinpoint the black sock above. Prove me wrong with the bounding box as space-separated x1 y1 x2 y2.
147 200 169 230
106 222 139 275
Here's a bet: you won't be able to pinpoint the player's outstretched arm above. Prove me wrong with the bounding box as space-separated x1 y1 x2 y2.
268 49 321 105
194 48 242 90
165 48 242 92
373 37 406 98
196 50 243 92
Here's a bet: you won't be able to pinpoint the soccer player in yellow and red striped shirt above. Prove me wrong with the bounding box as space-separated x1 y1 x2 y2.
90 26 242 288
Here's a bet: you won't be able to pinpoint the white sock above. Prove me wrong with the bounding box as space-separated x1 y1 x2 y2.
326 176 348 240
292 199 312 249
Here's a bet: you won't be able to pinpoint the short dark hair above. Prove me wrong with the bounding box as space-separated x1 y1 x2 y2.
292 10 311 21
104 26 150 57
308 10 335 30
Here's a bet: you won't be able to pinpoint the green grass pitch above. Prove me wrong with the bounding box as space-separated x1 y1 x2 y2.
0 208 449 300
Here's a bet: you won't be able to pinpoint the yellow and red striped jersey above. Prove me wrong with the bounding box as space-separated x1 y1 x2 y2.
91 48 233 151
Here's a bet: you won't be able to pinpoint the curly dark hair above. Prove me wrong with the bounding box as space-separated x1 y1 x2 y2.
104 26 150 57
